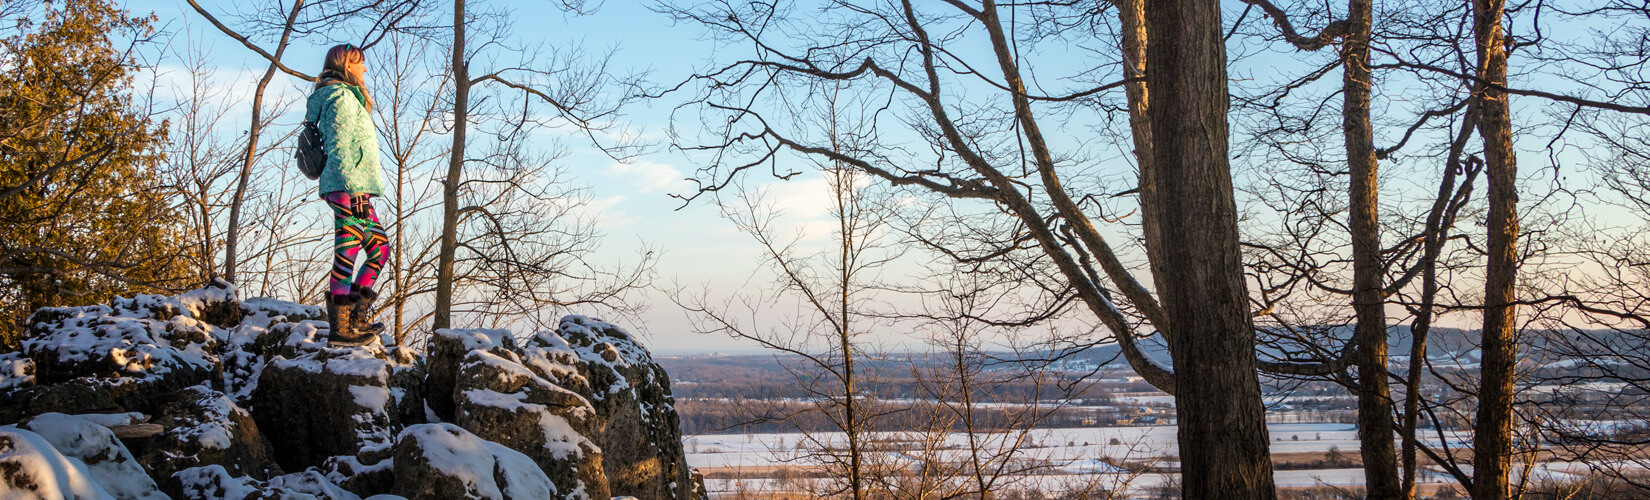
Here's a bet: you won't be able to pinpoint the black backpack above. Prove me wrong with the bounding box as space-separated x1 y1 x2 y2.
295 120 325 180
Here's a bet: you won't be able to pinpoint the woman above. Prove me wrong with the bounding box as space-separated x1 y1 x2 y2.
306 43 388 346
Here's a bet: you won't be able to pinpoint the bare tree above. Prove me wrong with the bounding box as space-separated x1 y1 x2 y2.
675 172 895 499
1144 2 1279 496
369 28 447 344
658 0 1279 495
157 38 245 285
433 0 648 330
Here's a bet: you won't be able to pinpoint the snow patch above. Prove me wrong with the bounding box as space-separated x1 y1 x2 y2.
0 352 35 392
397 423 557 499
351 385 393 414
19 413 166 500
0 425 116 500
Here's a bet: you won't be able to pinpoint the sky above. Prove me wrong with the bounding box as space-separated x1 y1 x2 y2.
116 0 881 354
108 1 1643 354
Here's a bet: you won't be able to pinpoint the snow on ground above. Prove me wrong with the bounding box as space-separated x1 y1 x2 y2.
687 423 1488 497
703 469 1383 498
686 423 1381 469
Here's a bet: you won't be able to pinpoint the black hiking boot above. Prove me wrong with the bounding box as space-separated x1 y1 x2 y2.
327 293 376 347
348 285 386 338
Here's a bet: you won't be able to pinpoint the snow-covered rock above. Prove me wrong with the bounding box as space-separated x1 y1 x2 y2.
172 465 360 500
137 385 281 489
455 350 606 500
384 346 427 430
689 468 707 500
319 444 395 498
216 299 325 408
16 413 166 500
423 329 519 423
17 300 221 419
2 282 697 500
251 346 397 471
0 352 35 394
0 425 116 499
391 423 556 500
528 316 695 499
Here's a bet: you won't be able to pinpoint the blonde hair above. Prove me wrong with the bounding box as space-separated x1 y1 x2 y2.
316 43 373 112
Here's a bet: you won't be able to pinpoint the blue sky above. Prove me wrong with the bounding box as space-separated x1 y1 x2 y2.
111 1 1642 354
119 0 870 354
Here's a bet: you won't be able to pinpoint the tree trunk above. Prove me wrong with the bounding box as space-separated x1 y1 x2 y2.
1342 0 1401 497
1470 0 1520 498
435 0 468 330
1114 0 1170 321
1143 1 1276 498
224 0 303 284
393 119 407 343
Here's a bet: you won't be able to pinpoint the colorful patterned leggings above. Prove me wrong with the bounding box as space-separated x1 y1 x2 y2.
324 191 390 296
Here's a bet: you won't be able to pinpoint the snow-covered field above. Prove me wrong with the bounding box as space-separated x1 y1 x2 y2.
686 423 1478 497
688 423 1386 468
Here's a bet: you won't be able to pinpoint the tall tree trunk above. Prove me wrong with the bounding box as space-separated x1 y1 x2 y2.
435 0 468 330
1403 103 1478 499
1144 1 1276 498
1114 0 1169 318
393 127 407 343
224 0 303 284
1342 0 1401 497
1470 0 1520 498
830 116 864 500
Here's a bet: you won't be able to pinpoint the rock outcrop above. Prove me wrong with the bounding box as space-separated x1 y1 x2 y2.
251 346 398 471
9 282 238 422
173 465 369 500
456 349 607 499
526 317 696 500
392 423 556 499
424 328 517 423
137 386 281 489
0 282 698 500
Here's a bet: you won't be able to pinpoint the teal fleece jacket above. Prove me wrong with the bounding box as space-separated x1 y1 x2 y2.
305 83 385 197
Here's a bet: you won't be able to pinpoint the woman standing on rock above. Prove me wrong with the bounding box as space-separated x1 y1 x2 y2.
306 43 388 346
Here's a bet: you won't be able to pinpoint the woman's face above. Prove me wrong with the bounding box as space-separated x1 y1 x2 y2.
345 55 366 84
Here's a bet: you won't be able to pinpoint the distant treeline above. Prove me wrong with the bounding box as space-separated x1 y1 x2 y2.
658 354 1158 401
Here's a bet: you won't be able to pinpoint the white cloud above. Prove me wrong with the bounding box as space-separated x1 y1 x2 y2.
578 194 640 228
760 177 833 220
607 160 692 195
